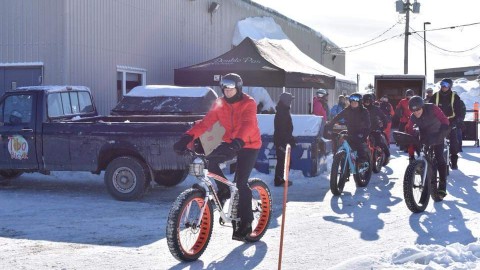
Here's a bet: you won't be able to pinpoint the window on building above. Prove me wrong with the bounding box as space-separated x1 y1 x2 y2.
116 68 146 102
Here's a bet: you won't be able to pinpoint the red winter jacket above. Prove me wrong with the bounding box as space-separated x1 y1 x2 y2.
396 98 412 123
186 94 262 149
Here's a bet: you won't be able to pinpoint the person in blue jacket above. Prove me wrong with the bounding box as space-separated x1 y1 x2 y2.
330 95 346 124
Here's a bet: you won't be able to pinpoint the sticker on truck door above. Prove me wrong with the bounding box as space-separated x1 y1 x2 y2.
8 135 29 160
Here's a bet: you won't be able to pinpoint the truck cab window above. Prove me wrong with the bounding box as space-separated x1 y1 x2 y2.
48 91 94 118
1 94 33 124
78 91 94 113
47 93 63 117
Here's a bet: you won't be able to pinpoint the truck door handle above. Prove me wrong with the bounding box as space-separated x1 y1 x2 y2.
21 128 34 132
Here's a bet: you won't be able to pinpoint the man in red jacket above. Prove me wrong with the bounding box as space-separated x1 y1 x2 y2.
396 89 414 133
395 89 414 151
173 73 261 241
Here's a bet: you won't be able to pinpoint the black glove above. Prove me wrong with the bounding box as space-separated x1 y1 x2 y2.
439 124 451 139
173 134 193 154
230 138 245 152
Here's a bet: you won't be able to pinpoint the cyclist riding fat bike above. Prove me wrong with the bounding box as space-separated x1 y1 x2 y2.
173 73 261 241
325 93 371 170
362 93 391 164
405 96 450 198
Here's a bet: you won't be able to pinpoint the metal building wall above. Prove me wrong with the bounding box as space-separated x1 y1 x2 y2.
1 0 350 115
0 0 65 84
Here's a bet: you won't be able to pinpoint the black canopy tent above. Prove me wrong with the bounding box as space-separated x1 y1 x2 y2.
174 37 336 89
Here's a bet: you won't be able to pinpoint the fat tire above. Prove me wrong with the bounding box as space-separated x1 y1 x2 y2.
245 178 272 242
372 148 385 173
403 161 429 213
166 189 213 262
154 169 189 187
104 156 148 201
330 151 348 196
430 160 443 202
354 152 372 187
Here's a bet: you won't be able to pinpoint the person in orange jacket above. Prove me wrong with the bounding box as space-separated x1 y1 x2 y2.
173 73 261 241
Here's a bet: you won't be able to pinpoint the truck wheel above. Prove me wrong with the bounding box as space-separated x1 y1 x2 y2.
0 170 23 179
0 170 23 185
154 169 189 187
104 156 147 201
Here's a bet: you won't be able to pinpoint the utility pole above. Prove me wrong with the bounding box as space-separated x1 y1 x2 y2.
424 22 431 78
396 0 421 75
404 0 410 74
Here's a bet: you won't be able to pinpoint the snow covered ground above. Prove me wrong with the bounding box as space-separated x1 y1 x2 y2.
1 79 479 269
1 140 479 270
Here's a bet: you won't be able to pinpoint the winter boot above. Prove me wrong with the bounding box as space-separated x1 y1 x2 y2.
274 176 293 187
438 179 447 199
450 155 458 170
232 220 252 242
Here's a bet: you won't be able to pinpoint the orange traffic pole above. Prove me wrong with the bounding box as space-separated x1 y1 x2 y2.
278 144 291 270
474 102 479 122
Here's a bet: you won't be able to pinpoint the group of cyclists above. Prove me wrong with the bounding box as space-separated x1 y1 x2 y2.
325 77 464 198
172 72 464 243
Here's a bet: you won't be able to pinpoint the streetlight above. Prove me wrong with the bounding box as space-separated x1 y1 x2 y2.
396 0 421 74
424 22 431 78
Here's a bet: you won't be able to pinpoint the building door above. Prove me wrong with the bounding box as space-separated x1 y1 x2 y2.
0 65 43 96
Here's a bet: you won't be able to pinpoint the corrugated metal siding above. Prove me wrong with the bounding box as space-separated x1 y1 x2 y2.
0 0 65 84
1 0 353 114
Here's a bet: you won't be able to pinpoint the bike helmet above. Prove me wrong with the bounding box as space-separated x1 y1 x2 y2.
349 93 362 102
408 96 424 111
316 88 327 97
405 89 414 97
220 73 243 104
440 78 453 89
220 73 243 91
362 93 374 103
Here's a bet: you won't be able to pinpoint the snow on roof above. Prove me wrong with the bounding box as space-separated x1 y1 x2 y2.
232 16 355 84
126 85 218 98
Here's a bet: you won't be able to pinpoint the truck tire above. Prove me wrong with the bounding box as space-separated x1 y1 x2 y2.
154 169 189 187
104 156 148 201
0 170 23 179
0 170 23 185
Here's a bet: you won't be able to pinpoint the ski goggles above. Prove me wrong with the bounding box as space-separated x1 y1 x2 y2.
349 95 361 102
440 81 450 88
220 78 237 89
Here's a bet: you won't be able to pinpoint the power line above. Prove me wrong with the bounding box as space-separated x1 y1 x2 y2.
410 21 480 34
410 26 480 53
334 21 480 54
338 21 401 49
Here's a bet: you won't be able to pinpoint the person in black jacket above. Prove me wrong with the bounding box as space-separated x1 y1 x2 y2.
325 93 371 169
362 94 390 163
273 92 295 187
430 78 464 169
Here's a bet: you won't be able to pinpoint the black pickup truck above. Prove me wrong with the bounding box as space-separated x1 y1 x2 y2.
0 85 217 201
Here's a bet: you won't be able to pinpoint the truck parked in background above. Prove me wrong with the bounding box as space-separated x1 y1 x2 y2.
374 75 426 127
374 74 426 108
